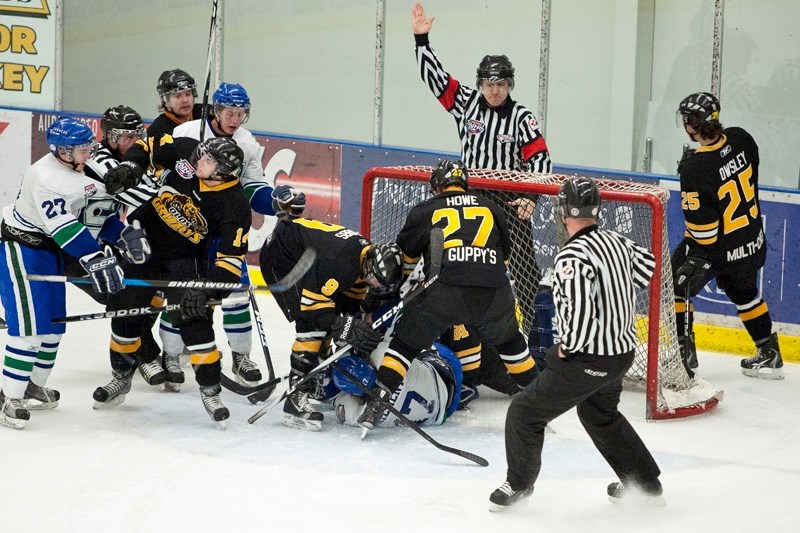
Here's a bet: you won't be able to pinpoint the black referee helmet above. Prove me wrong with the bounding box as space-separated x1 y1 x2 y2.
558 177 601 219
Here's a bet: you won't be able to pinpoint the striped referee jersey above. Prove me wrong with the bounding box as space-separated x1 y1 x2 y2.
552 225 656 356
415 35 551 173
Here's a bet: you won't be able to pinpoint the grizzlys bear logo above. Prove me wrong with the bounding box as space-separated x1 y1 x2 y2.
152 190 208 244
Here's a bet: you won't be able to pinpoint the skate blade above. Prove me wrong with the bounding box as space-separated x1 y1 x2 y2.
212 419 227 430
741 367 785 380
0 416 26 430
488 498 530 513
360 426 372 440
281 414 322 431
93 394 126 410
608 493 667 507
163 382 182 393
21 399 58 411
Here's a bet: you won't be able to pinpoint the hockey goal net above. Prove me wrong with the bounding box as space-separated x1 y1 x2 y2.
361 165 723 420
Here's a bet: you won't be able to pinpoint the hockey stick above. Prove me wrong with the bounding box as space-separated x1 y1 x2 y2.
332 362 488 467
51 296 249 324
247 232 444 425
28 248 316 293
199 0 219 142
219 372 289 397
249 288 276 379
247 271 441 425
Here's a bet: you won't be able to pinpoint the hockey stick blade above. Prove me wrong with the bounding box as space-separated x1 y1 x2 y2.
334 363 488 467
27 248 317 294
219 372 284 399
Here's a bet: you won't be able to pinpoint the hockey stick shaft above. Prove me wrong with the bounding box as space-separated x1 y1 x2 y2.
51 296 247 324
246 271 440 425
28 249 316 294
333 363 488 467
199 0 219 143
249 288 275 380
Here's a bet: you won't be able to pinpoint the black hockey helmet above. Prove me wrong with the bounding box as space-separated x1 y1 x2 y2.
677 92 720 129
101 105 145 143
362 243 403 295
430 159 469 193
157 69 197 102
558 177 601 219
476 54 515 89
191 137 244 181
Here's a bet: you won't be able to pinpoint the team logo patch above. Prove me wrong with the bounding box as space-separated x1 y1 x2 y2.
496 134 514 143
84 184 97 196
530 117 538 129
466 119 485 134
175 159 196 179
560 264 574 279
721 145 732 157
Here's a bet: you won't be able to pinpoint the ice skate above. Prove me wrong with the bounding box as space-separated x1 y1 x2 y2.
138 358 166 386
358 387 390 440
231 352 262 385
162 351 185 392
0 391 30 430
741 333 784 380
607 481 666 507
488 481 533 512
282 389 323 431
93 370 134 409
200 385 229 430
22 382 60 410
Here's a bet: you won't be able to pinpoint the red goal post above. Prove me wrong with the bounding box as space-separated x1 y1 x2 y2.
361 165 723 420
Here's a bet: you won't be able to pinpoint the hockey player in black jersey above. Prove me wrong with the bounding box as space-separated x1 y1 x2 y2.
674 92 783 379
147 69 205 138
93 136 252 428
358 160 537 435
259 219 401 431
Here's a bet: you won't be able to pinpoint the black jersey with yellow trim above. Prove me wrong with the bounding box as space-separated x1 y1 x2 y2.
397 187 512 288
147 103 205 138
261 218 370 327
678 126 766 268
127 135 251 283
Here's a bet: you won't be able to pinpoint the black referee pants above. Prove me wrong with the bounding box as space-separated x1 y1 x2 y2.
504 346 661 491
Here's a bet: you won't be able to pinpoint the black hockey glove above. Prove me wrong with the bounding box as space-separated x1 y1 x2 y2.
674 256 713 296
181 287 213 320
105 161 144 195
79 246 125 294
271 185 306 219
330 314 383 358
116 220 151 265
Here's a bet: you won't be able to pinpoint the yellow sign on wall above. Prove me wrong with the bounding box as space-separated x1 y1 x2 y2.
1 0 54 106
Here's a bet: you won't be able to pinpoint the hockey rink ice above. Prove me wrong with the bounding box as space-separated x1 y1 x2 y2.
1 286 798 533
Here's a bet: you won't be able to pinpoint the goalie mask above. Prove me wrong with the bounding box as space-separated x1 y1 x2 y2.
190 137 244 182
557 177 601 219
362 243 403 295
430 159 469 193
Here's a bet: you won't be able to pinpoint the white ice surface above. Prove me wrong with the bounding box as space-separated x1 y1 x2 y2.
1 287 798 533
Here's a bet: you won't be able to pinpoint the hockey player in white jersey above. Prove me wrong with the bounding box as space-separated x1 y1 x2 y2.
0 117 148 429
332 342 461 428
169 81 305 387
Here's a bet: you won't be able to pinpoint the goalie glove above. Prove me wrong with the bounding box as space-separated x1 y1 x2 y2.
116 220 151 265
674 256 713 296
271 185 306 219
80 246 125 294
105 161 144 195
331 314 383 358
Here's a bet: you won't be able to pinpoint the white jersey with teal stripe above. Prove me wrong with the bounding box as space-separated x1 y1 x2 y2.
2 153 118 254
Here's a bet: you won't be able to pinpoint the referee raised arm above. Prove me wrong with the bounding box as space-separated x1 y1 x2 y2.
489 177 664 512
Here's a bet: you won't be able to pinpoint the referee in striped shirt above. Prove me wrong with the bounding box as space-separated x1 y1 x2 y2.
412 2 551 336
489 177 664 511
